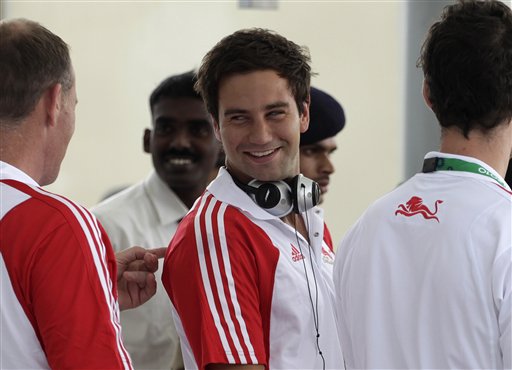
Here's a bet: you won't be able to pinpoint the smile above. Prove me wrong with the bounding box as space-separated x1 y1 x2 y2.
248 149 276 158
167 157 193 165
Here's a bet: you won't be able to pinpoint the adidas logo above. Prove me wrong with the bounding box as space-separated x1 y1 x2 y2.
291 244 305 262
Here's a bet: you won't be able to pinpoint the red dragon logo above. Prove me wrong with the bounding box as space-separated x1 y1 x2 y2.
395 196 443 222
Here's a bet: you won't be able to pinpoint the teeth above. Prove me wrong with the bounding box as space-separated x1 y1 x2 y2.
169 158 192 165
250 149 274 157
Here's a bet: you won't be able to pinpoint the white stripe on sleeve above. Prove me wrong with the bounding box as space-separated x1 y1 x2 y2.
216 203 258 363
204 199 249 363
194 195 235 362
32 187 132 370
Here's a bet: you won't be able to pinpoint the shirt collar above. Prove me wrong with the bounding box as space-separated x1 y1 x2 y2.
0 161 39 186
424 151 510 190
144 170 189 225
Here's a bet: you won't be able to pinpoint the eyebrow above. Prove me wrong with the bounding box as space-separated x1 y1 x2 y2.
266 101 289 110
154 116 176 124
223 101 290 117
223 108 247 117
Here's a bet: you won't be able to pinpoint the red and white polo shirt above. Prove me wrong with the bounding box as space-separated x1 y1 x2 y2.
162 168 344 370
0 161 132 369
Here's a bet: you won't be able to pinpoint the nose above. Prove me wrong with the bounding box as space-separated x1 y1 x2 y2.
171 127 192 149
320 154 335 175
248 117 272 145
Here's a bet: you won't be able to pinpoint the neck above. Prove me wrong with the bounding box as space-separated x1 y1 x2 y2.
0 121 46 184
440 123 512 178
281 212 309 243
172 183 207 209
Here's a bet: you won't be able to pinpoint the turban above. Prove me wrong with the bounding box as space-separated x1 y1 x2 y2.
301 86 345 146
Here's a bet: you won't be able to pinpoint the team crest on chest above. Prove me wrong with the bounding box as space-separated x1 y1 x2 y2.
395 196 444 222
321 247 335 265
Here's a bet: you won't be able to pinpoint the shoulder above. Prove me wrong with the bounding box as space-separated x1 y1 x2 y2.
91 182 151 232
1 181 112 268
3 181 94 233
489 183 512 206
183 192 260 230
168 193 272 259
92 182 146 216
468 189 511 250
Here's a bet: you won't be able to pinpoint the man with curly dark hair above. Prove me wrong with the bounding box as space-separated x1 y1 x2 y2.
334 1 512 368
162 28 345 370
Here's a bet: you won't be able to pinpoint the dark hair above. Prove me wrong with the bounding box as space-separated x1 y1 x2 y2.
195 28 312 121
0 18 73 125
418 0 512 137
149 70 201 113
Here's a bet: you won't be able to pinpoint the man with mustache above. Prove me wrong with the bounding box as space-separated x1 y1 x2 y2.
93 71 220 370
300 86 345 204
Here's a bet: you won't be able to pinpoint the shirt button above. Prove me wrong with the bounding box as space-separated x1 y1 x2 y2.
314 232 319 237
315 210 320 214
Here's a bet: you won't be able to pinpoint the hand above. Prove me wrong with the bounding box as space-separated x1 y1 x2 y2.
116 246 167 311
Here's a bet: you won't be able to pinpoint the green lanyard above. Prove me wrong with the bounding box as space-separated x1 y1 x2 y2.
422 157 507 188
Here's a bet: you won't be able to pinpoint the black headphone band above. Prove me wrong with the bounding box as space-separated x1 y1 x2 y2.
231 176 258 195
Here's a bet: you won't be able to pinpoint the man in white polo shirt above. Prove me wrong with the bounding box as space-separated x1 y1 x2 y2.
162 28 344 370
334 0 512 369
93 71 220 370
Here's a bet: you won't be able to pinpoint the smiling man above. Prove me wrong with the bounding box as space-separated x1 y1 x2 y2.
92 71 220 370
162 29 345 370
300 87 345 203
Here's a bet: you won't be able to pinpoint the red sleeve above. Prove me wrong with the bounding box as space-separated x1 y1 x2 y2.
3 185 132 369
163 194 277 370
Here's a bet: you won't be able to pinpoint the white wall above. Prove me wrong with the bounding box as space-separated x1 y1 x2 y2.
3 1 404 245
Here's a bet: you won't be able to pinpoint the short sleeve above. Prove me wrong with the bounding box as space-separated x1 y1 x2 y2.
163 195 272 369
29 209 131 369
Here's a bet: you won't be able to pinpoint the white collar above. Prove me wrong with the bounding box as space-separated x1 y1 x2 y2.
424 151 510 190
0 161 39 186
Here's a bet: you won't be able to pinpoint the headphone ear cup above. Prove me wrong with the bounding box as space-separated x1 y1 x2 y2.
292 174 320 213
254 183 281 208
249 180 293 217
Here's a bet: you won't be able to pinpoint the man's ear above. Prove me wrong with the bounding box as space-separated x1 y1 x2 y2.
45 83 63 127
299 96 310 134
143 128 151 153
422 79 433 110
212 115 222 142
